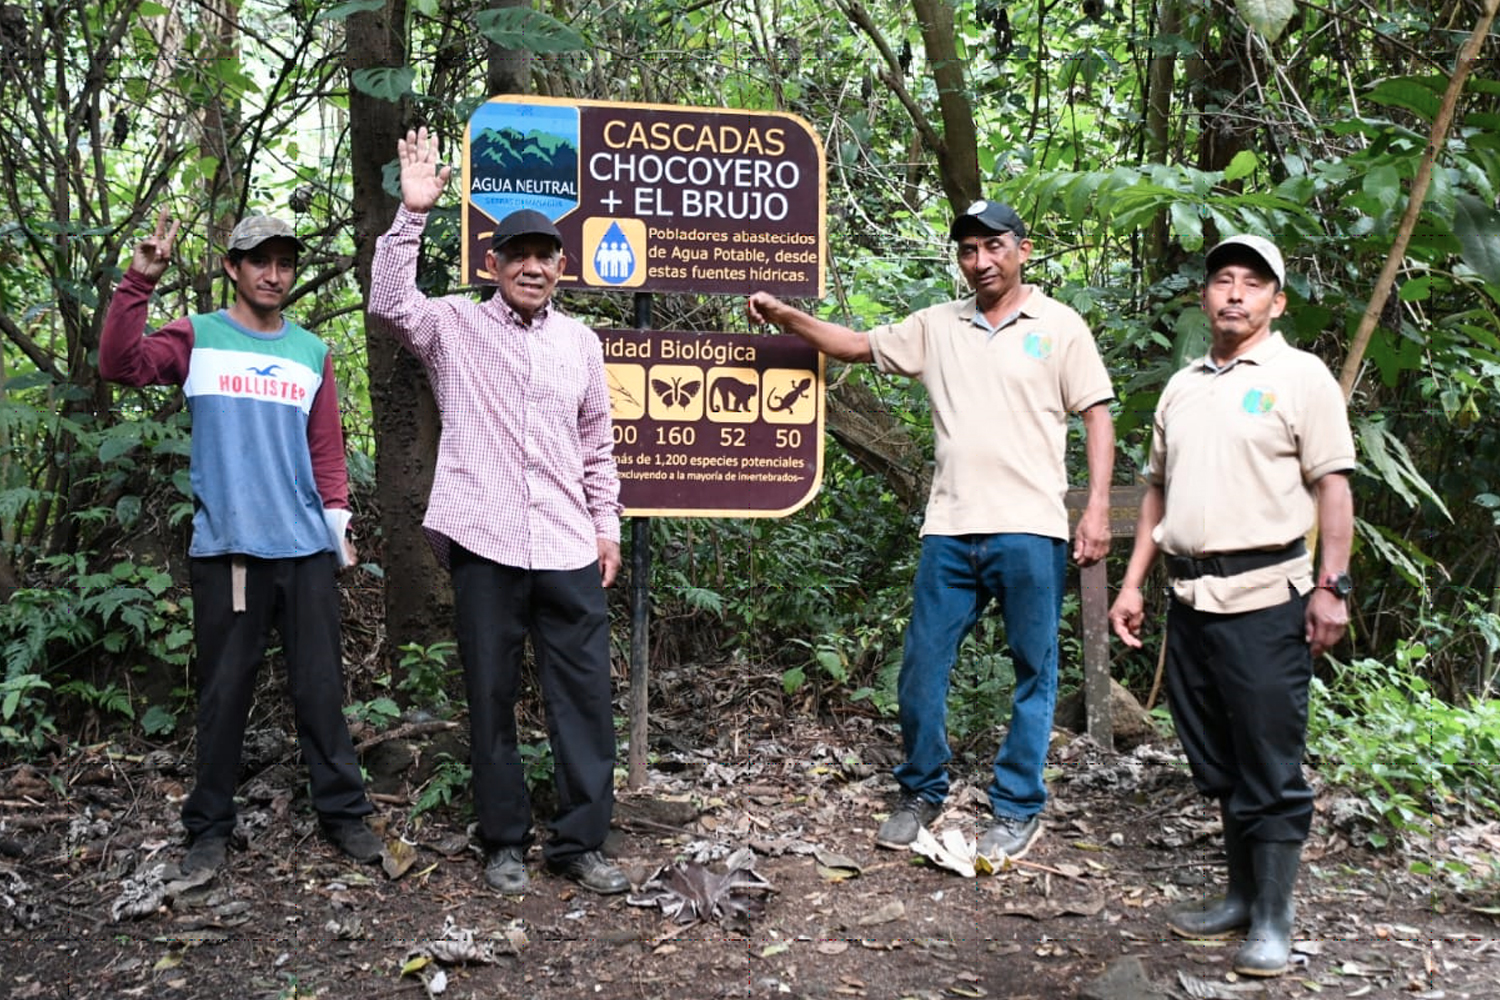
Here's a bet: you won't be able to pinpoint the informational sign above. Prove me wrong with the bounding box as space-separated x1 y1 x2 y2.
463 96 825 297
600 329 824 517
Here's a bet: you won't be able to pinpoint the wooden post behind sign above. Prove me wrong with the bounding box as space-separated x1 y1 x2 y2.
1065 486 1145 751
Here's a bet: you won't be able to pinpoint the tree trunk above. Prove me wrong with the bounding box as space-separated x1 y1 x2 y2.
348 2 453 655
826 374 930 513
1144 0 1179 278
908 0 981 209
485 0 532 96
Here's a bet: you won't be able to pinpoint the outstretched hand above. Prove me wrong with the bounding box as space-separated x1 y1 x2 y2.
130 209 179 281
398 126 452 213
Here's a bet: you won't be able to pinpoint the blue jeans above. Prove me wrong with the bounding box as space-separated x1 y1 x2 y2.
893 533 1067 820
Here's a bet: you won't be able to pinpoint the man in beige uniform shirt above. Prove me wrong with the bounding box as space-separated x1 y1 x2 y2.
1110 235 1355 977
749 200 1115 861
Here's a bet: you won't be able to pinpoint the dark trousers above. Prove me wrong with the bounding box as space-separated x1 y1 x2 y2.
1164 591 1314 844
450 545 616 865
183 554 372 838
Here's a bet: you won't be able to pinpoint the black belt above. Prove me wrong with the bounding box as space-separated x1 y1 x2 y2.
1164 539 1306 580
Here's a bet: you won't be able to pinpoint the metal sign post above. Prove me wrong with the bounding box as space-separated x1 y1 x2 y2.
628 293 653 789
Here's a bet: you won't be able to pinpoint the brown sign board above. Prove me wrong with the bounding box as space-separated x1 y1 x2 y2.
600 329 824 517
1066 486 1146 537
464 97 826 297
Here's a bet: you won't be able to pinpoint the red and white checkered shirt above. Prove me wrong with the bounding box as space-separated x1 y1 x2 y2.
369 206 621 571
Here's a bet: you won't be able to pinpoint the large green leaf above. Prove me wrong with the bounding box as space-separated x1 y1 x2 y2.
1454 193 1500 286
1363 163 1403 214
1236 0 1296 42
474 8 586 53
1224 149 1260 183
316 0 385 21
1365 76 1445 124
1357 417 1452 520
351 67 415 103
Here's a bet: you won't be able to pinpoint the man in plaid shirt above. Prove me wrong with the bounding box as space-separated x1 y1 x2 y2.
369 127 627 895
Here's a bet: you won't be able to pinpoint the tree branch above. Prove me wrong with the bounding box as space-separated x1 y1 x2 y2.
836 1 946 156
1338 0 1500 398
0 311 65 382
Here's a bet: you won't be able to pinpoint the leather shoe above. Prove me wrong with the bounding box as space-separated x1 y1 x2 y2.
549 849 629 894
181 834 228 875
484 846 529 893
322 819 383 863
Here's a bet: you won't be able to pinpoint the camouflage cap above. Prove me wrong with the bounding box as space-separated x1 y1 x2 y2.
227 215 307 253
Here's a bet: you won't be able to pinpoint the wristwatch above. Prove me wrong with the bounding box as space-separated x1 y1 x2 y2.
1318 571 1354 599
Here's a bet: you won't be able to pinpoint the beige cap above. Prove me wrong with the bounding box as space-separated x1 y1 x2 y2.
1206 234 1285 285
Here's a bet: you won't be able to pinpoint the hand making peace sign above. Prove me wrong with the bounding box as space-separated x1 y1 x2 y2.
130 209 180 281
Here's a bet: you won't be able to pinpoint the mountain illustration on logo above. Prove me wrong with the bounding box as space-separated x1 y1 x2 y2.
470 127 580 183
468 118 582 226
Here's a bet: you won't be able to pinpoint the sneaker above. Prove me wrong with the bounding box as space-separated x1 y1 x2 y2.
322 819 384 863
548 849 629 895
875 794 942 849
484 846 530 893
978 814 1042 860
181 834 229 875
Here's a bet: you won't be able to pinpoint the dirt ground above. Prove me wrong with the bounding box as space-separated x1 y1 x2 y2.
3 667 1499 1000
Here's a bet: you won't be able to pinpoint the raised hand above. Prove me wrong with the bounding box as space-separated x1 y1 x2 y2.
398 126 452 213
130 209 180 281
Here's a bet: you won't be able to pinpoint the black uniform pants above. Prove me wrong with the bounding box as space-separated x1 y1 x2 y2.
182 554 371 838
1163 591 1314 844
450 545 616 865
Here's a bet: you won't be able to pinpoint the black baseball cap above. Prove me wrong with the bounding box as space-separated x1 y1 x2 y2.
491 209 563 250
949 199 1027 241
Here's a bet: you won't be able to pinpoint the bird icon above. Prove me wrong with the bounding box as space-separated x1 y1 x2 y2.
249 363 282 377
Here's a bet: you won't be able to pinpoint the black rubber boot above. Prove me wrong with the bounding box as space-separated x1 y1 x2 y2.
1233 840 1302 976
1166 806 1253 939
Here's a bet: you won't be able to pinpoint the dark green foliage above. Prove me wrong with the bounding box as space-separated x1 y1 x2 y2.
1 553 192 751
1309 645 1500 846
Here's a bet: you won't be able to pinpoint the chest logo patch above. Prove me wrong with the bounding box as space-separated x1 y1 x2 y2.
1023 331 1053 359
1241 388 1278 414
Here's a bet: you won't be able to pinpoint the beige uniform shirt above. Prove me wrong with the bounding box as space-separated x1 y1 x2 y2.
1146 332 1356 613
868 288 1114 540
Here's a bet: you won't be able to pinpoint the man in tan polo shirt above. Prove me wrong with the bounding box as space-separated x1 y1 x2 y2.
748 200 1115 862
1109 234 1354 977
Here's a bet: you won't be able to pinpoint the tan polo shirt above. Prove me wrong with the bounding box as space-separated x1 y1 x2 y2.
1146 331 1355 613
868 288 1114 539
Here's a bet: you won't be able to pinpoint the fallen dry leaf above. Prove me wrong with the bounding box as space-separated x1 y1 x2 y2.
382 838 419 879
909 827 979 877
627 851 773 931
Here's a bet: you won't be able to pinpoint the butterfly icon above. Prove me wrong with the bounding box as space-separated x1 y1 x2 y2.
651 375 702 409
